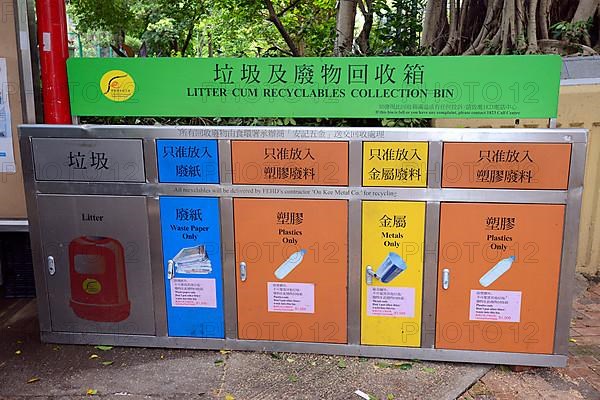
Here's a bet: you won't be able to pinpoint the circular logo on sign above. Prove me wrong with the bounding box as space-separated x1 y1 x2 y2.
100 70 135 102
82 278 102 294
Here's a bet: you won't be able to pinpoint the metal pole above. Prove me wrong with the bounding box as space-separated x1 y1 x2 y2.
35 0 71 124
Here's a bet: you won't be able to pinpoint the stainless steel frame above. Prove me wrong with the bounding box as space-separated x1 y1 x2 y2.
19 125 588 367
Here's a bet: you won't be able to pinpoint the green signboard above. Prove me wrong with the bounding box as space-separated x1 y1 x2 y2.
67 55 561 119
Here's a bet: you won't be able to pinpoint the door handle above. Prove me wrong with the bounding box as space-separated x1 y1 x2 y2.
240 262 247 282
167 260 174 280
365 266 374 285
47 256 56 276
442 268 450 290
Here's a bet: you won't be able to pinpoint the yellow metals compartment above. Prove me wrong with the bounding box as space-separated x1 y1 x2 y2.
361 201 425 347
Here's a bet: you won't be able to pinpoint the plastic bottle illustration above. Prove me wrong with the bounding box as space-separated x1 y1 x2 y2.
274 249 307 279
479 256 516 287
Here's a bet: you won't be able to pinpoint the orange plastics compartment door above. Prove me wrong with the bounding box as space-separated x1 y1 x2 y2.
436 203 565 354
234 198 348 343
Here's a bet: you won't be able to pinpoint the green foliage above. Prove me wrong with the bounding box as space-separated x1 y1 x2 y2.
68 0 205 56
370 0 425 56
550 19 593 43
205 0 336 57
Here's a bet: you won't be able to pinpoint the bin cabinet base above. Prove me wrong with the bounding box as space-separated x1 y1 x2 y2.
40 331 567 368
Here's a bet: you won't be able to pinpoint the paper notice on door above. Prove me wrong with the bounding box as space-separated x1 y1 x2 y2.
469 290 521 322
268 282 314 313
0 59 15 173
367 286 415 317
171 277 217 308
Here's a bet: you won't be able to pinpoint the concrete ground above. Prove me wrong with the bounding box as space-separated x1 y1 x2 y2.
0 299 489 400
1 274 599 400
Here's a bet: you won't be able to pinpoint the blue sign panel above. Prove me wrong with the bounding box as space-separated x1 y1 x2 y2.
157 139 219 183
160 196 224 337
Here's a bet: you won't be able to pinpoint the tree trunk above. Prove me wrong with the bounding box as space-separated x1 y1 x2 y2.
334 0 357 56
573 0 600 22
527 0 539 53
422 0 448 53
356 0 373 54
439 0 460 55
538 0 551 39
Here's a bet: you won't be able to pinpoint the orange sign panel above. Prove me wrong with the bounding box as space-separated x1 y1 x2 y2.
436 203 565 354
231 140 348 186
234 198 348 343
442 143 571 189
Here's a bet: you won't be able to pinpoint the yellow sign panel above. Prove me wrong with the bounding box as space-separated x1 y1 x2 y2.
363 142 428 187
361 201 425 347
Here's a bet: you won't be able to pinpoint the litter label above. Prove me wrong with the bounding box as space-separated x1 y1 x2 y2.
171 278 217 308
469 290 521 322
268 282 314 313
367 286 415 317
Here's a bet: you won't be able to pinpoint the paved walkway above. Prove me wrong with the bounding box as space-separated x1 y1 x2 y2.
0 299 489 400
461 274 600 400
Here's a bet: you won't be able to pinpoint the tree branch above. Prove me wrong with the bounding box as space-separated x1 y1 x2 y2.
277 0 301 18
263 0 301 56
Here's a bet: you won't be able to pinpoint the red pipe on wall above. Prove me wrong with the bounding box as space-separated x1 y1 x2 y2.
36 0 72 124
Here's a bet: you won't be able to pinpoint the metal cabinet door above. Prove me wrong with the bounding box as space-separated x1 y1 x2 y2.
160 197 224 338
436 203 565 354
361 201 425 347
234 198 348 343
37 195 155 335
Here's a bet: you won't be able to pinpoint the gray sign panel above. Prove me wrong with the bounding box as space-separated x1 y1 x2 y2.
37 195 155 335
32 138 146 182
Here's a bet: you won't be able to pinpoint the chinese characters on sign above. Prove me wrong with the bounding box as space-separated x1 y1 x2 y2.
442 143 571 190
268 282 315 313
211 62 426 89
67 151 109 170
157 139 219 183
363 142 428 187
476 149 534 184
469 290 521 322
231 141 349 186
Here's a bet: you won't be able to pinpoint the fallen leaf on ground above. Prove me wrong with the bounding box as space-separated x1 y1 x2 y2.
214 359 224 366
15 350 22 355
289 374 298 382
375 361 391 369
26 377 39 384
422 367 435 373
269 352 283 360
286 357 295 363
337 359 347 368
387 395 395 400
224 394 235 400
101 361 114 366
86 389 98 395
393 362 412 370
569 338 577 343
89 354 99 359
220 349 231 355
94 345 113 351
